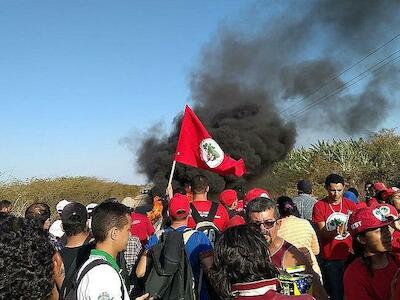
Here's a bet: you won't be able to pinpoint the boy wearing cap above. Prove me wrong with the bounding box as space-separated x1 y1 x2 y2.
344 205 400 300
49 199 71 239
59 202 91 277
137 193 214 300
219 189 239 218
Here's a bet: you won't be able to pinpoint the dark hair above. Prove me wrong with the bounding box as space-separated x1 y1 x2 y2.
0 215 55 299
208 224 279 299
0 200 12 210
347 187 359 198
25 202 51 228
276 196 300 218
191 175 209 194
245 197 279 221
91 201 130 242
325 173 344 187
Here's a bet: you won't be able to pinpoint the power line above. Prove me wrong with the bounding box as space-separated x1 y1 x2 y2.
279 31 400 117
285 49 400 122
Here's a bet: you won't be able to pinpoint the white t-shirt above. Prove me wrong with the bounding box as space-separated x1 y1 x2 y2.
77 255 129 300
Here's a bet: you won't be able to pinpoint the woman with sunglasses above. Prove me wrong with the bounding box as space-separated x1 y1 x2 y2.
344 205 400 300
276 196 322 280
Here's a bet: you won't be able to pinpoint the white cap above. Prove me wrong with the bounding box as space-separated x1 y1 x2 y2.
56 199 71 214
86 203 98 214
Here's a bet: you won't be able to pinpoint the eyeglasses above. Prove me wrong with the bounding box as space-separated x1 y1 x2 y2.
250 219 277 229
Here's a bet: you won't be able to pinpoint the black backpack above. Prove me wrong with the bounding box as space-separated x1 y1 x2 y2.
145 229 196 300
62 258 125 300
190 202 221 247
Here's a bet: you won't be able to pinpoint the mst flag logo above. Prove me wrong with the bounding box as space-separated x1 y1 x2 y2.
200 138 224 168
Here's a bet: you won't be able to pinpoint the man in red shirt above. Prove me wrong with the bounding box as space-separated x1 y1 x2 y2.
312 173 357 300
187 175 229 232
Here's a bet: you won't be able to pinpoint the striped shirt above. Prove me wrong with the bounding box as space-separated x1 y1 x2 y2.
277 215 322 279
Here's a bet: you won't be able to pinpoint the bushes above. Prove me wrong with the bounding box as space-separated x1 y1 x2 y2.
261 129 400 199
0 176 142 216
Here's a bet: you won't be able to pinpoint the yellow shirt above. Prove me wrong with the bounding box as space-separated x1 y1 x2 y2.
277 215 322 279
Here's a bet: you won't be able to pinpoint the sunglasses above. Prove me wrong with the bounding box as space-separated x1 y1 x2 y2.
250 219 277 229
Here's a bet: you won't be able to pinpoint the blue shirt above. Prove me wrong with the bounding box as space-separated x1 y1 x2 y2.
146 225 212 300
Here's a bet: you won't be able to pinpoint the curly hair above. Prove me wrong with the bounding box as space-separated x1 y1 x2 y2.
208 224 279 299
0 215 55 299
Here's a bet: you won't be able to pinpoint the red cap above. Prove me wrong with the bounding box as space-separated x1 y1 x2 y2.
244 188 271 204
381 188 396 202
225 215 246 230
219 189 237 206
374 182 386 192
348 204 398 236
169 193 190 218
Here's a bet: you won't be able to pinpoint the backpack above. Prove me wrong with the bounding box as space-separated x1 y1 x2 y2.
145 229 196 300
59 240 127 300
62 258 125 300
190 202 221 247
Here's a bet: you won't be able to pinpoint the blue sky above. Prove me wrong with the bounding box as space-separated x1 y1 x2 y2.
1 1 399 185
0 1 250 184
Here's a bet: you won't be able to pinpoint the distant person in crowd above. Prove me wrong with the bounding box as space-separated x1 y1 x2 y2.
208 224 314 300
219 189 239 218
244 187 271 205
86 202 98 231
188 175 230 232
0 199 12 215
292 180 317 221
120 197 143 285
312 173 357 300
137 193 214 300
125 195 155 247
364 181 374 201
0 215 62 300
367 182 387 207
277 196 322 279
343 190 367 209
59 202 91 277
25 202 63 251
246 197 327 300
49 199 71 239
347 187 359 198
344 205 399 300
76 201 131 299
382 188 400 262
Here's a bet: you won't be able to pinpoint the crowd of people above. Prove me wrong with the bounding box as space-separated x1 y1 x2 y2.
1 173 400 300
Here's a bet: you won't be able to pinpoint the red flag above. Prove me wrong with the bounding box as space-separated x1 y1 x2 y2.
175 105 246 177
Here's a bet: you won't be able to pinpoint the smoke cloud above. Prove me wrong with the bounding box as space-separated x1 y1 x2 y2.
131 0 400 194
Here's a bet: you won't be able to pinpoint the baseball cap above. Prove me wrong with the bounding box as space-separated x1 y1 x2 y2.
121 197 136 209
86 203 98 215
225 215 246 230
297 180 312 194
374 182 386 192
56 199 71 214
61 202 88 225
219 189 238 206
348 204 398 236
244 188 271 204
169 193 190 218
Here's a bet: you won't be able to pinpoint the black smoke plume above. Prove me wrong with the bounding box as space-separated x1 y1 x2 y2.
132 0 400 195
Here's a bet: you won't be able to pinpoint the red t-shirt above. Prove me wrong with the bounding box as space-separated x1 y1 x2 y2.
367 197 379 208
188 200 229 231
312 197 357 260
392 230 400 264
130 212 155 244
344 255 399 300
356 201 367 209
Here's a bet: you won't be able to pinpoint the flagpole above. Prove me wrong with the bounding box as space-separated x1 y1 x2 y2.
166 160 177 199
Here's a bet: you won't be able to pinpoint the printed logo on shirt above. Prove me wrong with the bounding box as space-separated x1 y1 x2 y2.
97 292 113 300
372 206 389 222
325 212 347 231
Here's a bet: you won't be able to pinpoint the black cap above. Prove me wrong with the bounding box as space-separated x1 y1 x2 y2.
297 180 312 194
61 202 88 225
